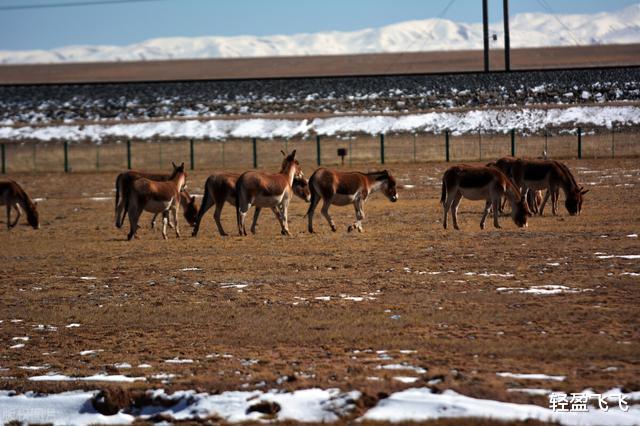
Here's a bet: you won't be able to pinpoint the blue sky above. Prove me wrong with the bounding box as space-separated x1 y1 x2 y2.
0 0 636 50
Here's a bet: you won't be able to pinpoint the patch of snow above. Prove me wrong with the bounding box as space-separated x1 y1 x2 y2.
394 376 419 384
377 364 427 374
359 388 640 424
596 254 640 260
0 390 133 425
65 323 81 328
29 373 145 382
165 358 194 364
497 372 566 381
507 388 552 396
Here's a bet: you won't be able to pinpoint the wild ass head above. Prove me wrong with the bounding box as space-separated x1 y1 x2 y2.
565 187 588 216
292 176 311 202
280 150 303 179
26 200 40 229
180 190 199 227
378 170 398 203
171 162 188 191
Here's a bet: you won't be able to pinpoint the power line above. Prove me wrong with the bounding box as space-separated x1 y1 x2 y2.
535 0 581 46
0 0 167 11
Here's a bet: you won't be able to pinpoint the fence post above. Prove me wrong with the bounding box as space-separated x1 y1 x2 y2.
380 134 385 164
478 127 482 161
252 138 257 168
1 143 5 174
445 130 450 162
63 141 69 173
510 129 515 157
190 139 195 170
577 127 582 159
316 135 321 166
127 140 132 169
611 127 615 159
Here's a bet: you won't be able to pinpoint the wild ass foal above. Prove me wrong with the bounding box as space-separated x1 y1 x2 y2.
126 162 187 240
114 169 198 229
441 165 530 230
235 150 303 236
0 180 39 229
497 157 587 216
306 168 398 233
192 172 310 237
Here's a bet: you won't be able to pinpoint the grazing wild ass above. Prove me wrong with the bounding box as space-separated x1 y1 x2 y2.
441 165 530 230
114 169 198 229
306 168 398 233
0 180 39 229
192 172 310 237
126 162 187 240
235 150 303 236
496 157 587 216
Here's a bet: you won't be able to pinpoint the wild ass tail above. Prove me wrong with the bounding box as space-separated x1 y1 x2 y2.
114 174 121 226
440 175 447 205
304 171 319 219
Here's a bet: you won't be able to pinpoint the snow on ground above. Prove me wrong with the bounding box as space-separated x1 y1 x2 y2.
1 106 638 142
497 372 566 381
360 388 640 425
1 4 638 64
496 285 591 295
0 390 133 426
28 373 145 383
1 387 639 424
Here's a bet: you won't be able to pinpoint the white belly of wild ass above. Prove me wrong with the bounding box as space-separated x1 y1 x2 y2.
144 199 173 213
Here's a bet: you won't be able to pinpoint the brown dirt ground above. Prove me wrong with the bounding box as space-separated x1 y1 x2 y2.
0 158 639 424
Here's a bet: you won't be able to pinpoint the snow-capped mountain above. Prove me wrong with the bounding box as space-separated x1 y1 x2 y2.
1 4 638 64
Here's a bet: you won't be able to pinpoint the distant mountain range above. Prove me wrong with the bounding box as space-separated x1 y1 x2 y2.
1 4 639 65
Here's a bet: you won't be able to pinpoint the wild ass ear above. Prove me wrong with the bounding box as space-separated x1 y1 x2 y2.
180 162 185 168
172 161 177 169
288 150 297 159
281 150 286 156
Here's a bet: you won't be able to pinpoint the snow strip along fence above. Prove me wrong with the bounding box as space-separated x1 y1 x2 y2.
1 108 640 173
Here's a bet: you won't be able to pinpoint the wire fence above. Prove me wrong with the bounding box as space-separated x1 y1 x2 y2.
1 126 639 174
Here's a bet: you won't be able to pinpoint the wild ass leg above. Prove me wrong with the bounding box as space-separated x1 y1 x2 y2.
321 196 337 232
492 196 501 229
250 207 262 234
539 189 551 216
348 197 365 233
480 200 492 230
307 192 321 233
551 188 559 215
11 204 22 228
161 211 169 240
213 204 228 236
6 203 12 229
192 190 213 237
442 192 453 230
451 192 462 231
172 205 180 238
127 202 141 241
279 197 291 236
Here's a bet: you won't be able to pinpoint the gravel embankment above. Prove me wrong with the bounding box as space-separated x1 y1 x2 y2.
0 67 638 125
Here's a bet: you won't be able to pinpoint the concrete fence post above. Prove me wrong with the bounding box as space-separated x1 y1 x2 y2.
64 141 69 173
190 139 195 170
316 135 321 166
380 134 385 164
510 129 516 157
577 127 582 159
127 140 132 170
445 130 450 162
252 138 257 168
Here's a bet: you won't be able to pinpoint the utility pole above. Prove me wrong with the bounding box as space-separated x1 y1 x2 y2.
482 0 489 72
503 0 511 71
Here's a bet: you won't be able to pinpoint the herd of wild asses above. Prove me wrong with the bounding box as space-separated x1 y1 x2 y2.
1 151 588 239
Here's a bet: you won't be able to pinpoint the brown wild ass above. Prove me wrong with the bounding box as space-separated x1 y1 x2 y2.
126 162 187 240
114 169 198 229
0 180 39 229
441 165 530 230
192 173 310 237
496 157 587 216
306 168 398 233
235 150 303 236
